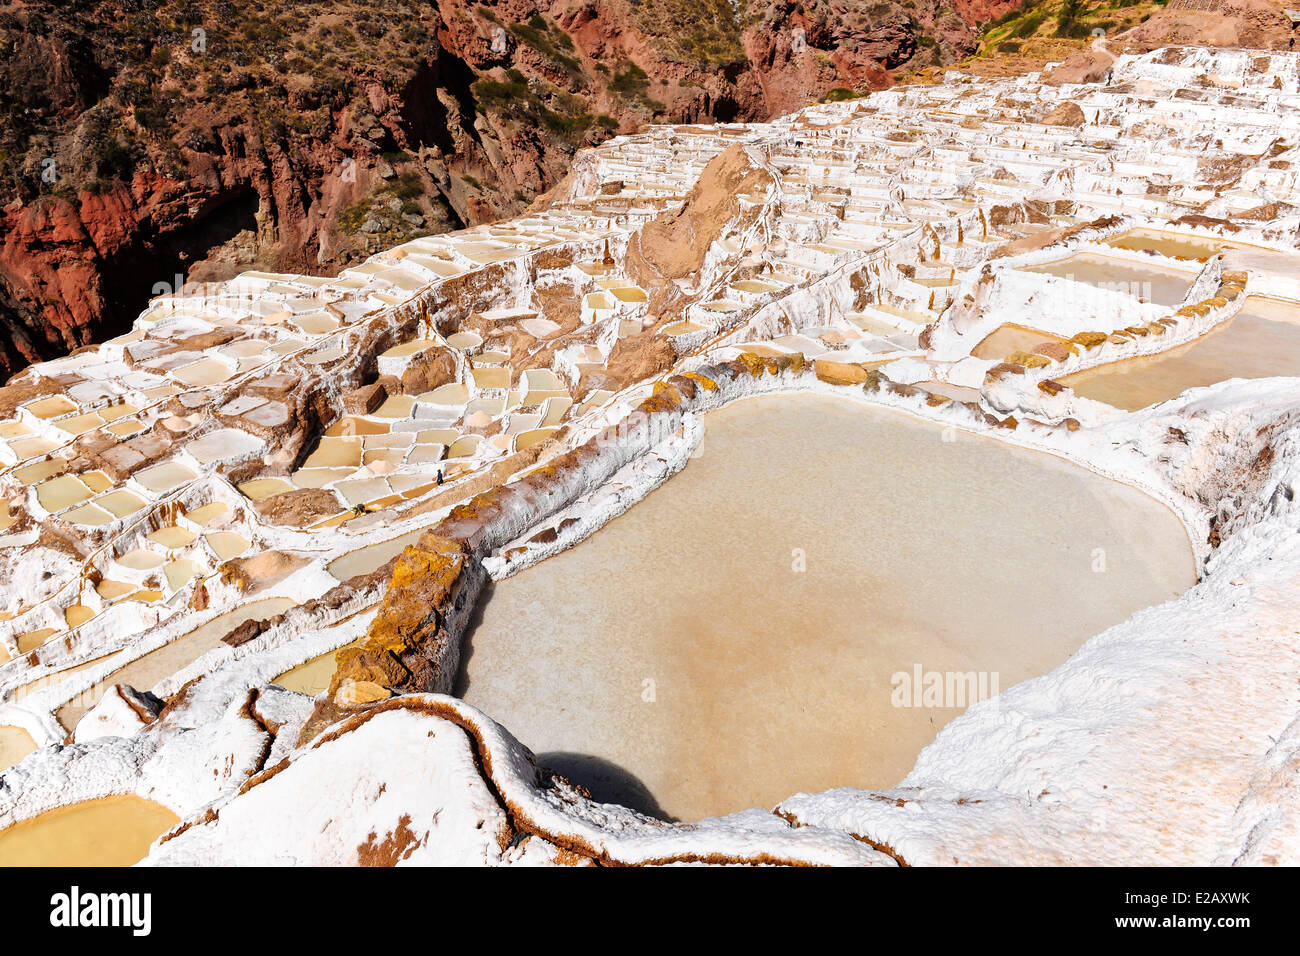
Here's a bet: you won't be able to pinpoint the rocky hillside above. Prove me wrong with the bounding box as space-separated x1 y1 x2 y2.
0 0 1026 377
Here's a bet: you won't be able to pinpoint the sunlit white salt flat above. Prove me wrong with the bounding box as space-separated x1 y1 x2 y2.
186 429 264 465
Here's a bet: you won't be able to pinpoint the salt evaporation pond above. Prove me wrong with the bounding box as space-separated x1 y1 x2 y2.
972 323 1065 361
56 597 298 731
1061 296 1300 410
0 795 179 865
1022 252 1194 307
0 726 36 773
459 394 1196 822
1104 228 1228 260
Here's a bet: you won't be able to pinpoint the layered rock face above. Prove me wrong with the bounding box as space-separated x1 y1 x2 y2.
0 0 1022 378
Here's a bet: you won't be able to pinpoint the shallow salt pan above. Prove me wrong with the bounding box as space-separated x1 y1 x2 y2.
1022 253 1194 308
1061 296 1300 410
186 428 264 464
0 795 179 865
972 323 1065 361
237 478 295 502
1104 228 1234 260
56 597 299 731
459 395 1195 822
0 726 37 772
24 396 78 419
172 358 234 387
35 475 93 512
135 461 199 493
273 648 349 696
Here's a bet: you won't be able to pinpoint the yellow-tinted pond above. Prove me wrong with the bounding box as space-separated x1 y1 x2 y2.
459 395 1195 822
972 323 1066 361
0 795 179 866
1061 296 1300 410
0 726 37 772
271 639 363 696
326 527 428 581
1104 228 1235 260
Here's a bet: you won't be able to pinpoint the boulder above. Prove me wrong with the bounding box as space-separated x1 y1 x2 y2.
334 680 393 709
342 382 388 415
814 359 869 385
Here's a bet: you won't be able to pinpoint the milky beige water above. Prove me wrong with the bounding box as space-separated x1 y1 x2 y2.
972 324 1065 361
272 639 364 696
1061 296 1300 410
459 395 1196 822
1105 228 1229 260
0 795 179 866
1023 253 1194 307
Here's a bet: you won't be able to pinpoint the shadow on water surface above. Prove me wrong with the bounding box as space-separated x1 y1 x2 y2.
452 577 495 698
456 582 675 821
538 752 676 823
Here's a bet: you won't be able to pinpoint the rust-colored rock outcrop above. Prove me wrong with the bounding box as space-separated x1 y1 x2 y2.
331 534 469 697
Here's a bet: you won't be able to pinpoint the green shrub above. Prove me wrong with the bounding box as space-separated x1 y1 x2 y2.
93 138 134 178
1014 11 1046 37
1055 0 1086 36
473 69 530 107
611 62 649 96
509 17 582 73
389 171 423 200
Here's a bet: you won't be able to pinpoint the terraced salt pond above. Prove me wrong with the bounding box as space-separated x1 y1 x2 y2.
972 323 1065 361
0 795 179 865
1022 252 1195 307
0 726 36 773
1104 228 1244 260
459 394 1195 822
272 638 365 696
1062 296 1300 410
55 597 298 731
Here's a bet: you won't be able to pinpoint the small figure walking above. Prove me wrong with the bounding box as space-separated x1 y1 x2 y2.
436 469 444 486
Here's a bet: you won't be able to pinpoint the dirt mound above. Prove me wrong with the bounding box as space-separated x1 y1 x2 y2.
252 489 343 528
626 144 772 290
1042 49 1114 86
1042 101 1087 126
